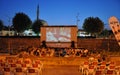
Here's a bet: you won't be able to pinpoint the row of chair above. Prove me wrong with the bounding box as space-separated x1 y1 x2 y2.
79 60 120 75
0 58 43 75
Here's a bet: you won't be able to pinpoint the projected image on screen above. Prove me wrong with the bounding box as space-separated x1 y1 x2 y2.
46 27 71 42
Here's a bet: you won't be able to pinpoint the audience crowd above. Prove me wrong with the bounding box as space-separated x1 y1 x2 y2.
18 46 91 58
17 46 109 62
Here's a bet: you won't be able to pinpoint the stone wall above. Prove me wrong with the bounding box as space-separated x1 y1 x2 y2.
0 36 120 51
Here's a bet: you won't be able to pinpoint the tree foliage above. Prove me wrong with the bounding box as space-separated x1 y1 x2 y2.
99 29 109 38
32 19 44 35
12 12 32 33
0 20 4 31
82 17 104 36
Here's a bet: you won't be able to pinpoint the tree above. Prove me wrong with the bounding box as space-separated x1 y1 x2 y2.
32 19 44 35
99 29 109 38
82 17 104 36
0 20 4 31
12 12 32 34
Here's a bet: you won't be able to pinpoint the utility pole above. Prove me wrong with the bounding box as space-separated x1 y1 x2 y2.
76 13 80 27
37 4 39 21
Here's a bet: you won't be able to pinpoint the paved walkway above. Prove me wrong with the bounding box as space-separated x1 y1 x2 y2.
42 65 81 75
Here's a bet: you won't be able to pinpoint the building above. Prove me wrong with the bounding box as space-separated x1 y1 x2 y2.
77 29 91 37
0 30 15 36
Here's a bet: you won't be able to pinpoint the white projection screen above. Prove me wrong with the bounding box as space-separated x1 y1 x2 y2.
40 26 78 48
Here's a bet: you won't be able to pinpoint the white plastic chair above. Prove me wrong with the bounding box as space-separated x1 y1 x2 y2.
3 67 14 75
27 68 38 75
32 63 42 75
106 70 115 75
23 59 31 67
95 70 102 75
21 63 28 72
9 63 17 72
82 61 89 75
14 67 26 75
15 59 23 67
86 65 95 75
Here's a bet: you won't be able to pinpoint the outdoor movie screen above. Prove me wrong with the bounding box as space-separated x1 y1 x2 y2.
46 27 71 42
41 26 77 47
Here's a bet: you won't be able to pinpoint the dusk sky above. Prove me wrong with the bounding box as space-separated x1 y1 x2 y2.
0 0 120 29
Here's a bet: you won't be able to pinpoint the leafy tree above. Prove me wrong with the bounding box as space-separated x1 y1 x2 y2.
12 12 32 34
99 29 109 38
0 20 4 31
32 19 44 36
82 17 104 36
